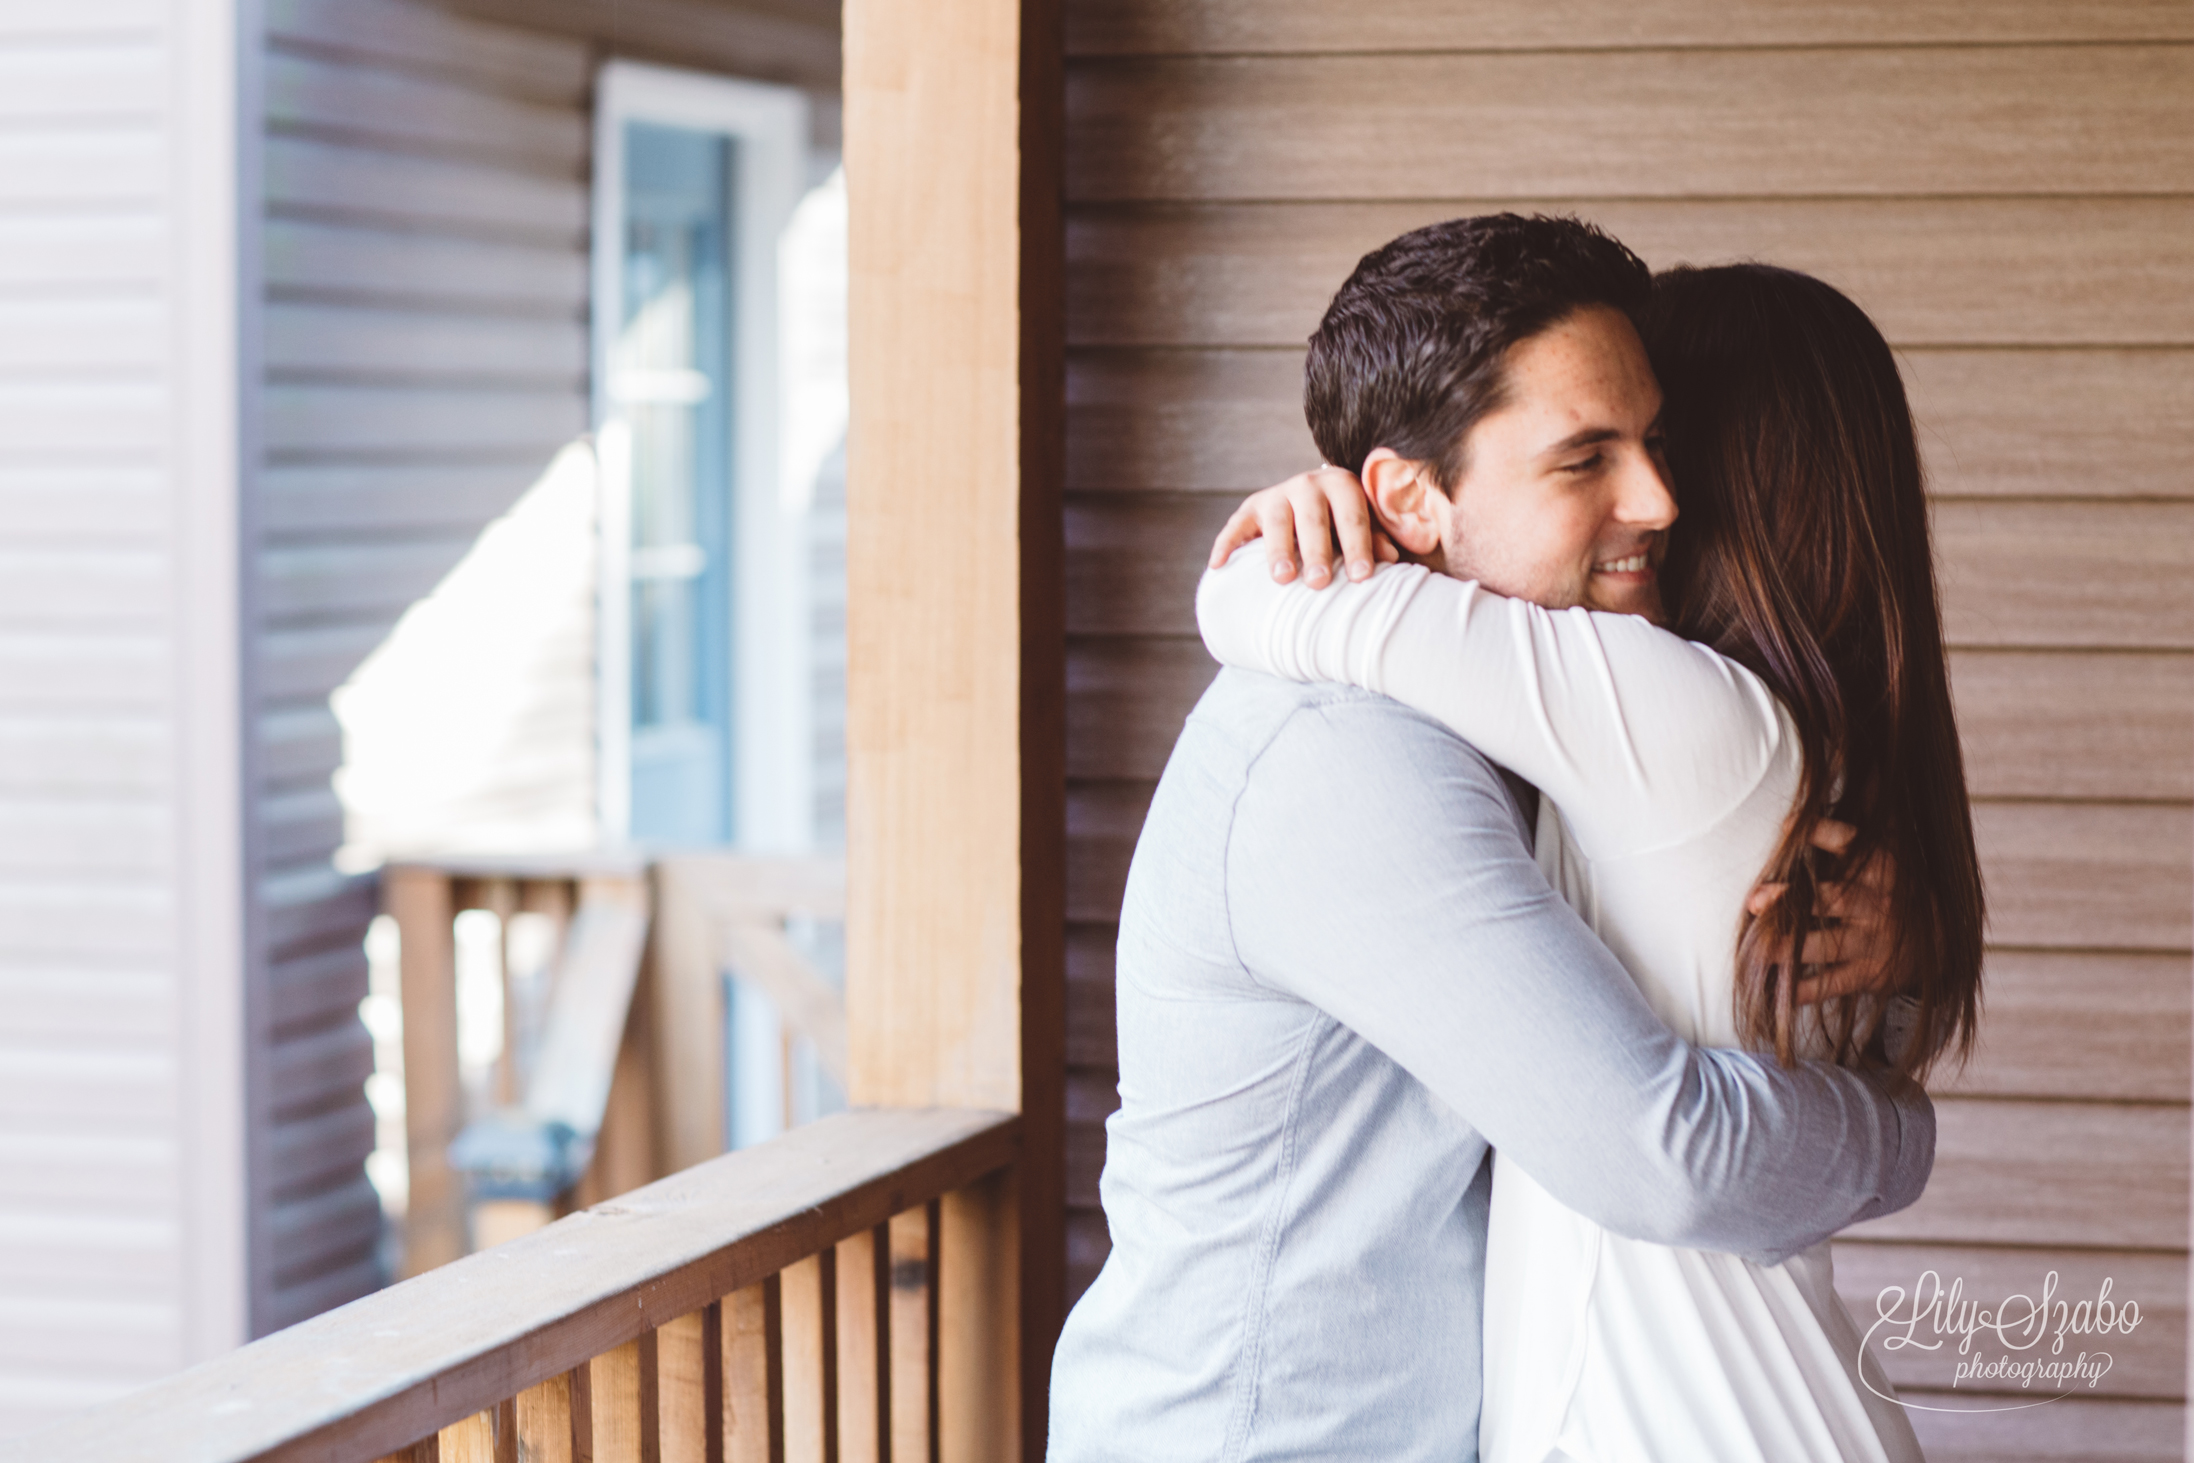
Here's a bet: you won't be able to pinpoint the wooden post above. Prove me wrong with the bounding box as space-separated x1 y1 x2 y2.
649 858 728 1173
843 0 1066 1456
387 865 467 1276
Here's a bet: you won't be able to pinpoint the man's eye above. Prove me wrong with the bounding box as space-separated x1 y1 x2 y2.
1561 453 1604 475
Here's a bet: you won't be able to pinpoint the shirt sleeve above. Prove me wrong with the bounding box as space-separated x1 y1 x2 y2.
1225 694 1933 1265
1197 544 1787 859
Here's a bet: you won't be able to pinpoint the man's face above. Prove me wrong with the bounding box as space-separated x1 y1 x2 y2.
1433 306 1676 622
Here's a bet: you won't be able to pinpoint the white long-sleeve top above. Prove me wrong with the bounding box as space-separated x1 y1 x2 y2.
1197 545 1923 1463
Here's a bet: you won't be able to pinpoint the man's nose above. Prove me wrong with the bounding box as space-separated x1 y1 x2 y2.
1615 449 1678 530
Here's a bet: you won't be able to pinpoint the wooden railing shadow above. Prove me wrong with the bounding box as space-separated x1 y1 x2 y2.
31 1108 1020 1462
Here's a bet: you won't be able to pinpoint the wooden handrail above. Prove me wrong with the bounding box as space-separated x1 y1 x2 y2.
33 1108 1019 1463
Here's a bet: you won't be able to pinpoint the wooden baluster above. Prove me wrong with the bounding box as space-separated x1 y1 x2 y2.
939 1178 1016 1463
656 1311 710 1463
591 1339 647 1463
886 1206 937 1463
833 1228 887 1463
374 1438 440 1463
780 1251 837 1463
441 1410 497 1463
478 876 520 1104
723 1277 785 1463
702 1302 727 1463
517 1371 577 1463
495 1397 520 1463
571 1363 596 1463
386 865 465 1275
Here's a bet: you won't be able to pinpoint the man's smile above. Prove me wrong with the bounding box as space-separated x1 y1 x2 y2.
1594 551 1653 574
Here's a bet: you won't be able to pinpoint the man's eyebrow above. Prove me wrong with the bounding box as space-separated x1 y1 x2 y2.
1539 426 1620 456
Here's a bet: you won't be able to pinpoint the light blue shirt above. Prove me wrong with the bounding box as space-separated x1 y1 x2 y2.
1048 670 1933 1463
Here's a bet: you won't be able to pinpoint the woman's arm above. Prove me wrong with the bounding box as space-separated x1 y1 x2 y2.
1197 544 1785 857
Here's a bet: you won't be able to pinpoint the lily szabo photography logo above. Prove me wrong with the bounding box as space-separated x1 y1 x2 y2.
1863 1270 2143 1413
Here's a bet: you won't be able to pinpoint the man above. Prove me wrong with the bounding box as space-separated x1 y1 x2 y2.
1046 215 1931 1461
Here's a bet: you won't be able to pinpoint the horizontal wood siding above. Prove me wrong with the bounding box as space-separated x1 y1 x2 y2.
1060 4 2194 1455
249 0 594 1336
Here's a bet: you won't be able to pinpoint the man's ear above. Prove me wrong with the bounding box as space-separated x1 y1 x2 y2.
1362 448 1446 559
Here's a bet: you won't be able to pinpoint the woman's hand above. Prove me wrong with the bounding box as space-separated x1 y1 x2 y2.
1208 466 1400 587
1745 820 1902 1004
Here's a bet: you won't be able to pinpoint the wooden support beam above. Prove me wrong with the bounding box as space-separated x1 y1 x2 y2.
844 0 1066 1453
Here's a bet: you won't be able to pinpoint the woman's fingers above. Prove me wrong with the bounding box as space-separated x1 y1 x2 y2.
1209 498 1268 570
1809 819 1857 856
1285 476 1339 586
1207 467 1391 586
1316 469 1381 583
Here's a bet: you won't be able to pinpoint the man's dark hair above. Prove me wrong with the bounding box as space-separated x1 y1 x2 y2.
1304 213 1652 489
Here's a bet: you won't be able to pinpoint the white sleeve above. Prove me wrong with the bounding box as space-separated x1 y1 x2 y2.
1196 543 1786 858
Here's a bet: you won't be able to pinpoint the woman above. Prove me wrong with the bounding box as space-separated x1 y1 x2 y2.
1198 264 1984 1461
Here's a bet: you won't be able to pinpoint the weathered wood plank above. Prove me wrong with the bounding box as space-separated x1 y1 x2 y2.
1944 951 2191 1103
1065 780 1153 926
1905 349 2194 502
1974 801 2192 953
1066 0 2194 54
1901 1394 2182 1462
1064 494 1225 638
1066 347 1310 495
1846 1099 2188 1251
1831 1242 2185 1401
28 1110 1018 1463
1067 636 1212 781
1936 501 2194 652
1951 651 2193 803
1067 48 2194 203
1064 347 2194 501
1066 199 2194 349
1065 923 1118 1070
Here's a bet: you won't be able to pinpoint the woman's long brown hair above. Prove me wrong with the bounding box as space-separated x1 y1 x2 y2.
1642 264 1984 1078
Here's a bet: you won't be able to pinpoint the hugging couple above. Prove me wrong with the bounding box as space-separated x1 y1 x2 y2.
1047 214 1986 1461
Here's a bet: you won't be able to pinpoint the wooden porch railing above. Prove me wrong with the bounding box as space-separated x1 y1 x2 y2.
385 852 852 1271
32 1107 1020 1462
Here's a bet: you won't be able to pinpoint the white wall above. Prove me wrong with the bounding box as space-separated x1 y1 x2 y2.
0 0 246 1434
